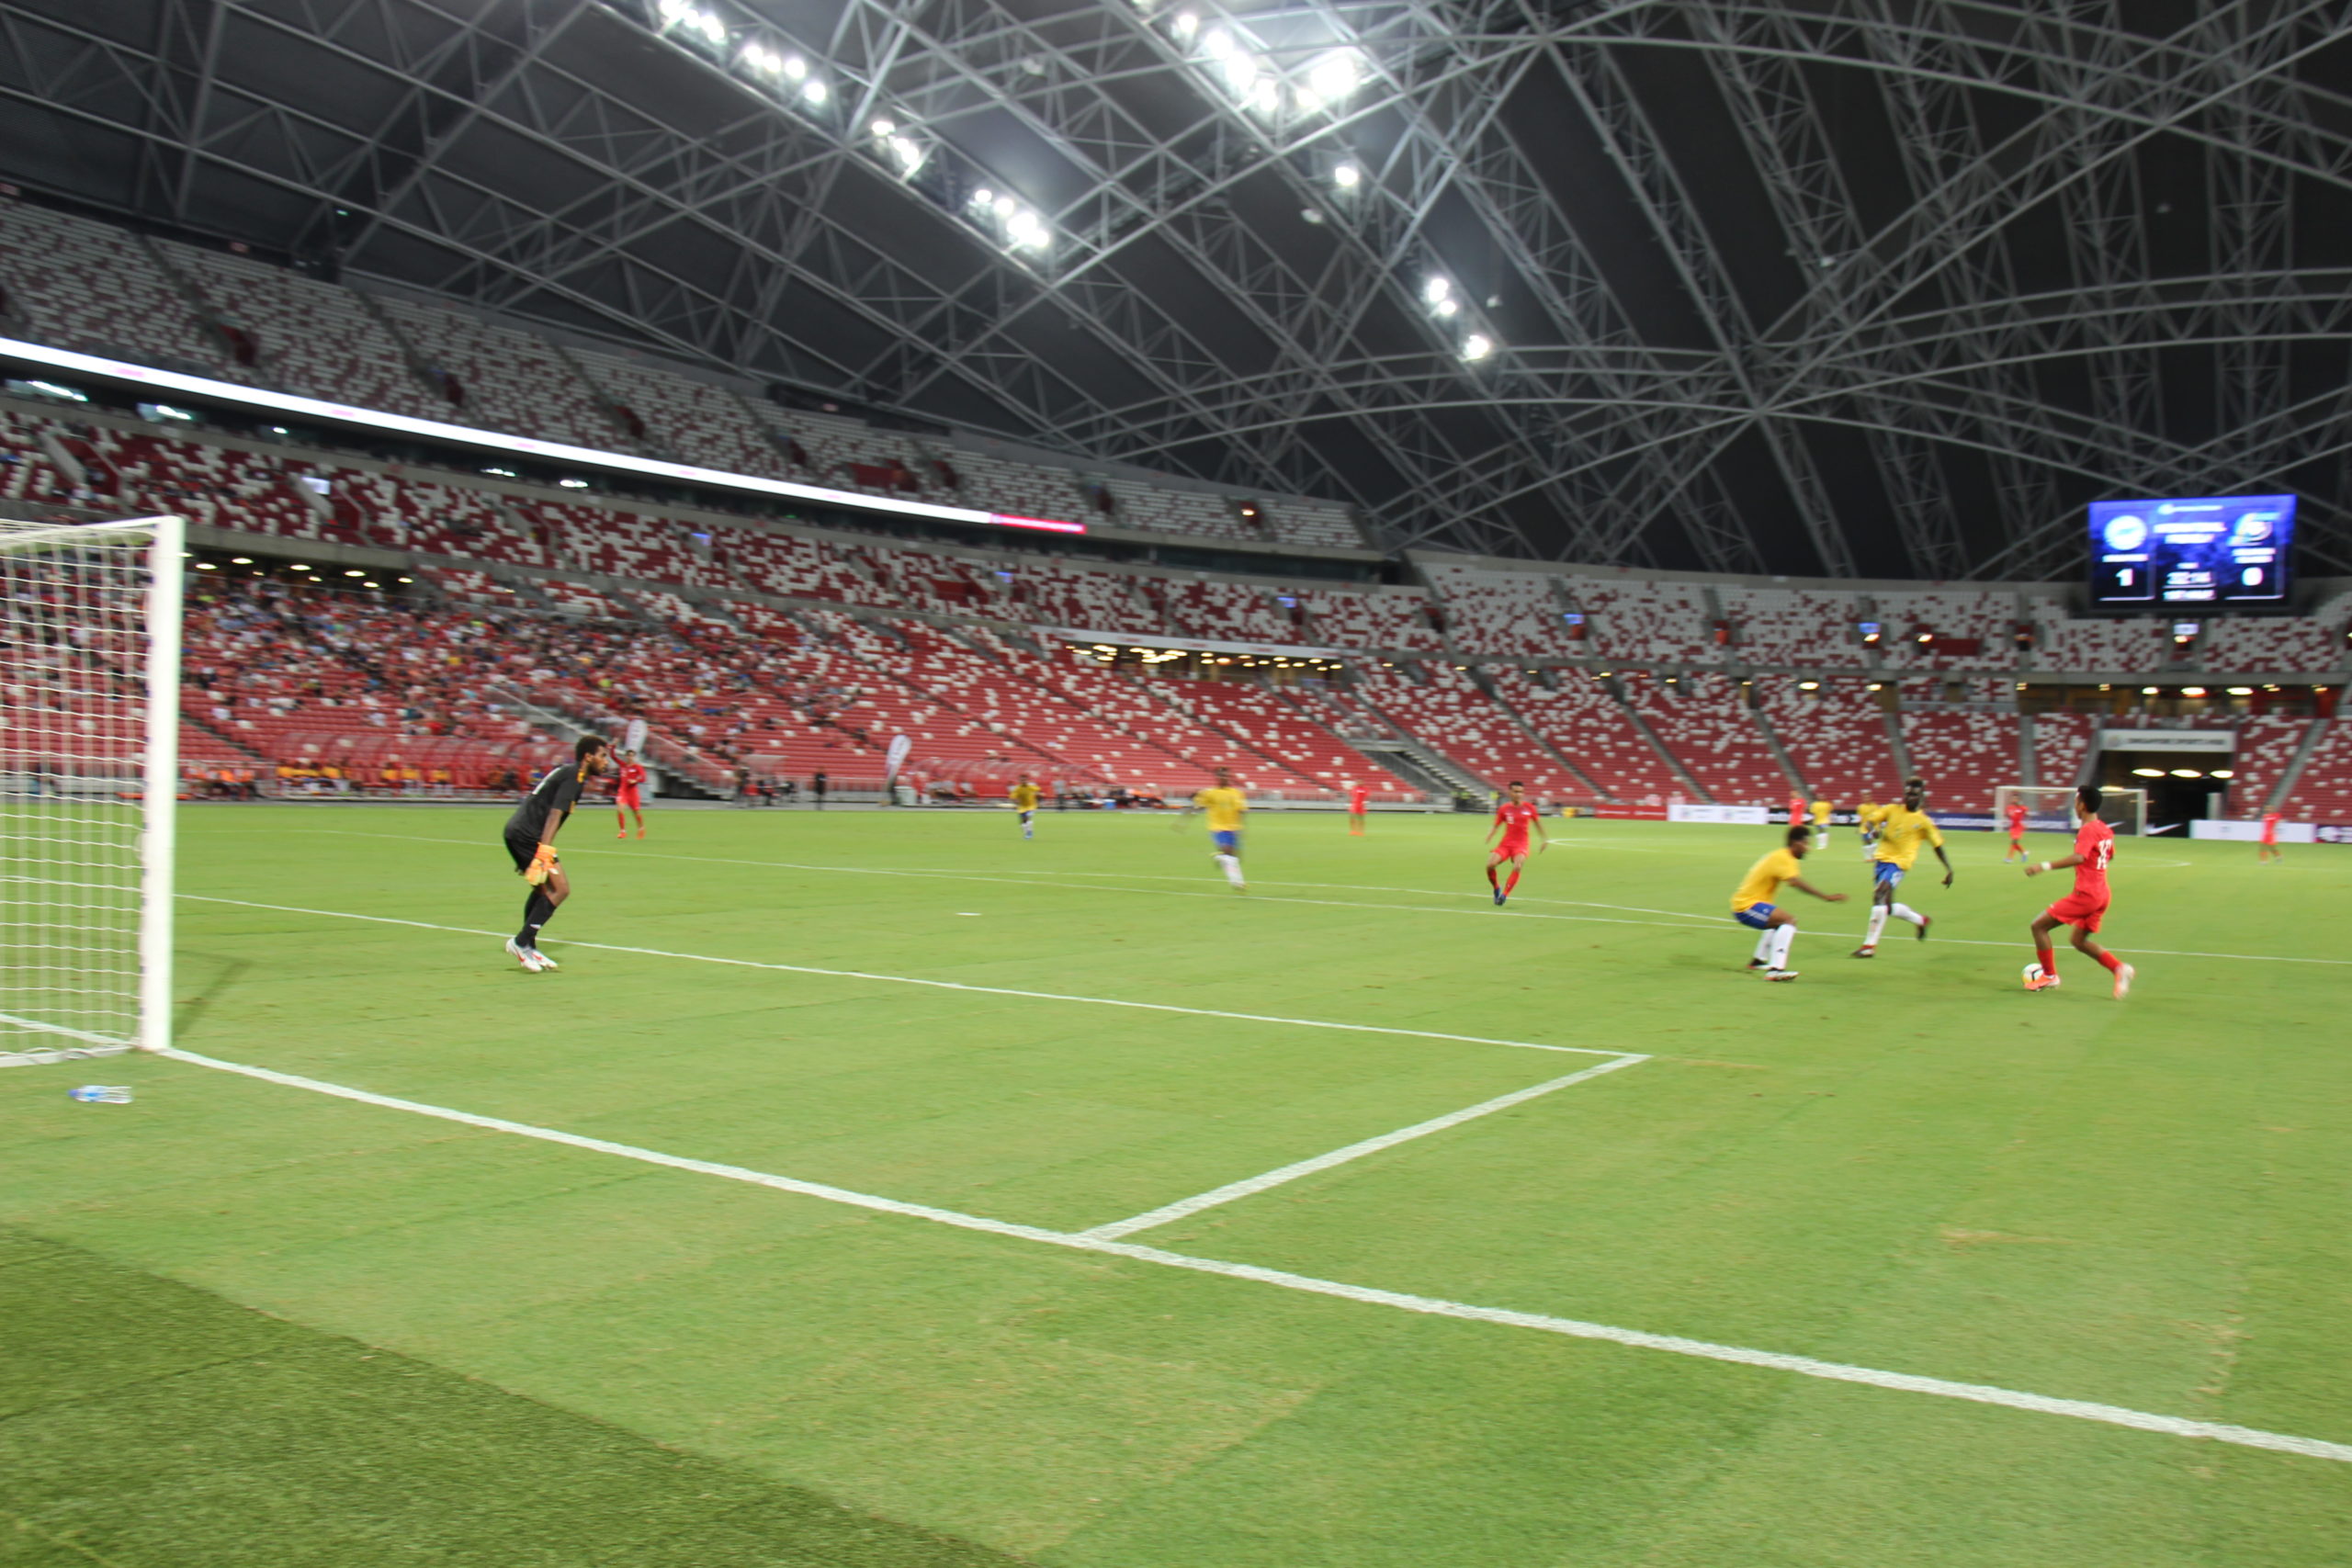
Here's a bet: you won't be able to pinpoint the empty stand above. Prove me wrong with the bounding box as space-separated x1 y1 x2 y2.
1623 672 1788 806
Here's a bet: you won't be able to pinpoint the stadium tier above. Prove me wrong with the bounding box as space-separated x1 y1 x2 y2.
1 355 2346 816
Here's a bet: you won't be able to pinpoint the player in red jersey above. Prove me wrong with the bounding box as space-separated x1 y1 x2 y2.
2258 808 2283 863
1348 782 1370 837
2002 796 2029 862
1788 791 1807 829
614 750 649 839
1485 780 1550 906
2023 784 2133 998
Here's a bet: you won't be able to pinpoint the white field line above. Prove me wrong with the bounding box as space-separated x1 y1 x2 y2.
176 895 1621 1057
1079 1053 1648 1241
146 1041 2352 1467
291 829 2342 964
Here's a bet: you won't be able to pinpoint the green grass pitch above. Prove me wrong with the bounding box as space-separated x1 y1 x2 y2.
4 804 2348 1566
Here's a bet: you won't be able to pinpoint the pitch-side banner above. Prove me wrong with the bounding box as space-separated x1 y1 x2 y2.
1668 804 1771 825
2193 818 2318 842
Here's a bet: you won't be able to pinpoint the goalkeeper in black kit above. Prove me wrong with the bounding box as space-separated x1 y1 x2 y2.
503 736 611 973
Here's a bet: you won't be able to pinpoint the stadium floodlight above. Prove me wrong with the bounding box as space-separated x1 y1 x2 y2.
1 514 183 1068
1171 9 1199 39
1423 276 1451 305
888 135 925 174
1201 26 1231 57
1461 333 1494 361
783 54 808 80
801 78 828 105
1332 162 1361 190
737 41 783 76
1306 50 1362 104
1433 299 1458 318
970 187 995 208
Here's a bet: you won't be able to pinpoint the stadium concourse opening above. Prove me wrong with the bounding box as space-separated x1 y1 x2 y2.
2 6 2351 1565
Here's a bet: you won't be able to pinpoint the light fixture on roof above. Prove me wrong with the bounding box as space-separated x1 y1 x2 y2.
2227 686 2253 695
1332 162 1361 190
559 478 590 489
2131 766 2165 778
231 557 252 564
1307 50 1363 104
1434 298 1459 318
802 77 828 105
737 41 784 76
1201 26 1232 57
1461 333 1493 362
872 117 896 137
1423 276 1452 306
2211 768 2234 779
783 54 808 80
970 187 995 209
1171 9 1199 39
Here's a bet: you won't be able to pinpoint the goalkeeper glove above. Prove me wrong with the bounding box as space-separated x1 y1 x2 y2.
524 844 558 886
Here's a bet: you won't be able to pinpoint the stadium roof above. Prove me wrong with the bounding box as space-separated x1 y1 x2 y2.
3 0 2348 579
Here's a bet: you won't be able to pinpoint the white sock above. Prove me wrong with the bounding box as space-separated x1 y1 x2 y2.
1216 852 1244 886
1752 930 1775 964
1865 906 1889 947
1890 902 1923 926
1769 924 1797 968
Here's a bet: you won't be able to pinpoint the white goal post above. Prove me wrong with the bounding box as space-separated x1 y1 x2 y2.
1994 784 2148 838
0 513 183 1066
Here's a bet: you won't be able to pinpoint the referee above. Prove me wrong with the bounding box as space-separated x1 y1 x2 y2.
504 735 612 972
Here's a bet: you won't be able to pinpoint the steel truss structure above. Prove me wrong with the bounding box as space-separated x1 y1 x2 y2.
1 0 2346 578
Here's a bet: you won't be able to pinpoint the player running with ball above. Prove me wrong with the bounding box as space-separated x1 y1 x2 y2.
1010 773 1041 839
1731 825 1848 981
1852 777 1951 958
2023 784 2134 998
1485 780 1549 906
503 736 612 972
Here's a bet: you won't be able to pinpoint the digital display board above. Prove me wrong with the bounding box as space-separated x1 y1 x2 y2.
2088 494 2293 605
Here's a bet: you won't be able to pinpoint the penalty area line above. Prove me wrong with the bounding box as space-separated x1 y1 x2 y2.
1079 1052 1649 1241
176 893 1621 1057
148 1042 2352 1469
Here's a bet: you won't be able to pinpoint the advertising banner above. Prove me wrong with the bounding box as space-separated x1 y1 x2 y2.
1668 804 1772 825
2191 818 2317 843
2097 729 2236 753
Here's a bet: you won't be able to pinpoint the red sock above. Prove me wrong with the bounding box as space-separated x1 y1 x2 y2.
2093 951 2122 974
2036 945 2056 976
1486 863 1498 887
1504 869 1521 895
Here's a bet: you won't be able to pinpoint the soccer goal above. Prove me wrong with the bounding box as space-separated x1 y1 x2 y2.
1995 784 2148 837
1 513 183 1066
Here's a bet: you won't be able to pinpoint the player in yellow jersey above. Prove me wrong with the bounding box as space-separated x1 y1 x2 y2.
1009 774 1041 840
1809 795 1833 852
1732 825 1849 981
1853 776 1952 957
1855 798 1886 861
1184 766 1250 891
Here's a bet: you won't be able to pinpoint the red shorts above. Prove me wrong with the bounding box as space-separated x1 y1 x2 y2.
616 788 641 810
2046 890 2109 932
1495 836 1532 861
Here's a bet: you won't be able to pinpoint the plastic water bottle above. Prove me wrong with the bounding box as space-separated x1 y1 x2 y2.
68 1085 133 1104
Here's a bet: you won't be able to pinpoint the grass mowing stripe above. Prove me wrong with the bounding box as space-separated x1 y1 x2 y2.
148 1043 2352 1470
176 894 1623 1057
1077 1053 1650 1240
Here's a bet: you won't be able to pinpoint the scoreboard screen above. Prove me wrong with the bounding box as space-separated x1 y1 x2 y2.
2088 494 2294 605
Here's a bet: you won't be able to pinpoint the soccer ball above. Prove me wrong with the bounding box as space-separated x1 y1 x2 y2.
2020 963 2044 990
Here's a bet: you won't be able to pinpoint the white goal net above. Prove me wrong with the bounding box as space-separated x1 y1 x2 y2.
1994 784 2148 838
1 514 183 1066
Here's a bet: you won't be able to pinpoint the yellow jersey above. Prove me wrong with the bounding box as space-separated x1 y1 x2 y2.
1856 801 1880 827
1809 799 1832 825
1193 785 1248 833
1873 805 1944 869
1733 847 1803 912
1010 783 1040 810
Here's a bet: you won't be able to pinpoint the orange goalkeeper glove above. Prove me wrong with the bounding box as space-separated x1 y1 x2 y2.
523 844 558 886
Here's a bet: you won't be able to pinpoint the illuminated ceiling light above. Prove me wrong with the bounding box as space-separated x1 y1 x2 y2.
1201 26 1232 58
2141 685 2160 694
871 117 896 137
801 77 828 105
783 53 808 80
888 135 925 173
344 569 364 577
970 187 995 208
1461 333 1494 362
2170 768 2202 779
1422 276 1451 305
559 478 590 489
1171 9 1199 39
1433 298 1458 317
1332 162 1360 190
2227 686 2253 695
1250 77 1280 114
737 42 782 76
1307 50 1362 103
2131 766 2165 778
2179 685 2206 697
992 193 1017 218
2211 768 2234 779
231 556 252 564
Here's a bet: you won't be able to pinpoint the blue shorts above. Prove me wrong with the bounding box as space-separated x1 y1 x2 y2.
1873 862 1905 888
1212 829 1240 853
1734 904 1777 931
